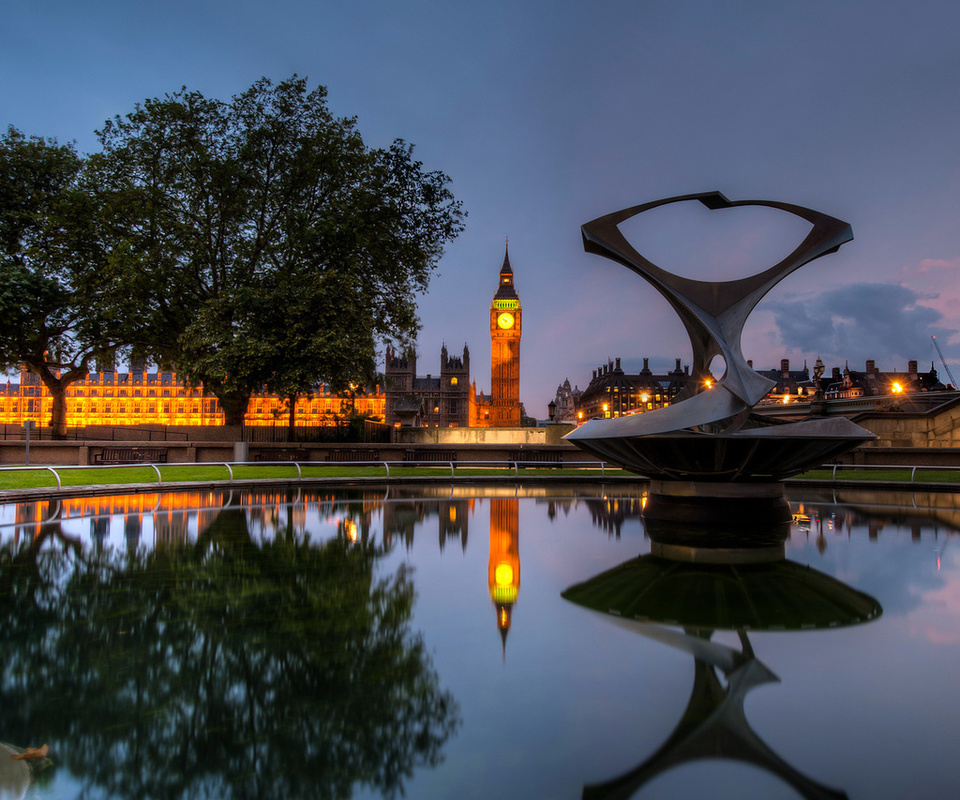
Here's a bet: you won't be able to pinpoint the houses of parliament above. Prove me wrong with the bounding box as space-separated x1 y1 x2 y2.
383 244 523 428
0 247 524 431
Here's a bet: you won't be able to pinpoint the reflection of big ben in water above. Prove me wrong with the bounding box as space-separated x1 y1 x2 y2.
488 498 520 654
490 243 522 427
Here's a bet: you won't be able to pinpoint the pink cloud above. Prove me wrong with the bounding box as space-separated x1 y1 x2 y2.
916 257 960 272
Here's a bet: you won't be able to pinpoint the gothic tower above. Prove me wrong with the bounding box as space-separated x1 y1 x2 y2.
489 242 522 426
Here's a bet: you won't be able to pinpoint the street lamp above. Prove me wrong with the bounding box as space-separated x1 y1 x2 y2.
547 400 557 421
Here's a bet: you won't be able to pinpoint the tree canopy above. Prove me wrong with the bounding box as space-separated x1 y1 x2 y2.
0 127 122 436
93 76 465 424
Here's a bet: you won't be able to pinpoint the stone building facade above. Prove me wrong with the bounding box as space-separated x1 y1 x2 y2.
383 344 472 427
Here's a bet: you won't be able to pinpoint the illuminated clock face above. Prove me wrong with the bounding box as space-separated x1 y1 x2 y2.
497 312 515 329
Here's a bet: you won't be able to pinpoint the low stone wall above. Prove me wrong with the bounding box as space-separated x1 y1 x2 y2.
836 446 960 467
855 404 960 448
395 423 576 446
0 435 592 467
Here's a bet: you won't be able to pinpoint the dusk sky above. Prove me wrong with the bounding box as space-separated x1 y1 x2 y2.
5 1 960 415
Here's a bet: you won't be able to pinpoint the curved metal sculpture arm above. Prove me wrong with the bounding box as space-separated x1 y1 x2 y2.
581 191 853 319
578 192 853 425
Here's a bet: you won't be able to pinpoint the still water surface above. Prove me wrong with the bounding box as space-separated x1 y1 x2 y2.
1 483 958 799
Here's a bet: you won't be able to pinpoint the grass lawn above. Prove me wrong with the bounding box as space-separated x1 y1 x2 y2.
0 463 631 492
4 463 960 493
795 467 960 483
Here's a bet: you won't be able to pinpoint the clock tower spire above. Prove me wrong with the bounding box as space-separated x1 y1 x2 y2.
489 240 522 426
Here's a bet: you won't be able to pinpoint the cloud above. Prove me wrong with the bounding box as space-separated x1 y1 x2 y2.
897 259 960 346
765 283 955 367
914 257 960 273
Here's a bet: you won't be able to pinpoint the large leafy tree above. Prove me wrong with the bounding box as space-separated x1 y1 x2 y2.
0 127 122 438
95 76 464 425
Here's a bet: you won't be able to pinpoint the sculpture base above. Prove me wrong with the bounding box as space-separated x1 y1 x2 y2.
566 415 876 481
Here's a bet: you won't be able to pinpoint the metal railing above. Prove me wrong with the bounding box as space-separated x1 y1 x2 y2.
810 463 960 482
0 459 617 492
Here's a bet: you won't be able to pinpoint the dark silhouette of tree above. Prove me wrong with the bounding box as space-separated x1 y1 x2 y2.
0 128 124 437
92 76 464 425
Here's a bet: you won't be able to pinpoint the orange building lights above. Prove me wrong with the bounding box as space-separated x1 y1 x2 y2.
0 366 384 429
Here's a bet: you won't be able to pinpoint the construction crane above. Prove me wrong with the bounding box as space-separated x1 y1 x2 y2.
931 335 957 387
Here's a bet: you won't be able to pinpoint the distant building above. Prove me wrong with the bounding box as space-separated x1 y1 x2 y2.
551 378 581 423
754 359 813 395
0 365 384 428
570 356 948 420
575 357 693 421
824 360 944 399
383 344 472 427
474 244 523 427
384 243 525 428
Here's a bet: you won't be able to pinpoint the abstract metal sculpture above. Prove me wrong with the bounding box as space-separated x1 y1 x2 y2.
566 192 874 485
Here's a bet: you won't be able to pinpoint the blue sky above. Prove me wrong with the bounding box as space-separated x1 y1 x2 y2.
5 0 960 414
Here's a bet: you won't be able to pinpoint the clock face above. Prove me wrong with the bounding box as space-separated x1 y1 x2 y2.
497 312 515 329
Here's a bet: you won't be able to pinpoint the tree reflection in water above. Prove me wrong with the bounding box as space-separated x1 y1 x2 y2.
0 502 459 800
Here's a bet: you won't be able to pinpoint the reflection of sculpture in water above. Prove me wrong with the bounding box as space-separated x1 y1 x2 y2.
562 523 882 800
488 498 520 655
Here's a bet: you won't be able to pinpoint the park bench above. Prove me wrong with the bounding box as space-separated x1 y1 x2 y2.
254 449 310 462
403 449 458 463
508 450 564 468
325 449 380 462
94 447 168 464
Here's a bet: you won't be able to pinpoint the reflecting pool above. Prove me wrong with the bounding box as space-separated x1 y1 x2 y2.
1 483 959 799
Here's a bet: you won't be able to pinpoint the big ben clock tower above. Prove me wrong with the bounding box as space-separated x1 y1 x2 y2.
490 242 522 427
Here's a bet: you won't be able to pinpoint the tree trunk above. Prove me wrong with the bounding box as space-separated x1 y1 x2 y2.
32 365 81 440
48 385 68 439
286 394 297 443
215 390 251 427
